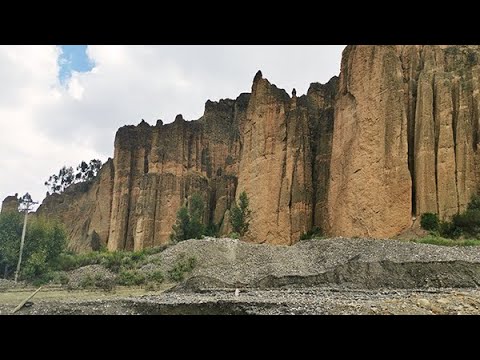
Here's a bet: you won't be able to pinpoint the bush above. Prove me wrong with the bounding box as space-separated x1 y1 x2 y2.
117 270 146 286
100 252 128 273
79 275 95 289
300 227 323 240
228 232 240 239
205 223 219 237
452 209 480 237
418 196 480 240
438 220 458 238
93 273 115 292
168 255 197 282
22 251 48 280
420 213 440 232
468 195 480 211
147 270 164 283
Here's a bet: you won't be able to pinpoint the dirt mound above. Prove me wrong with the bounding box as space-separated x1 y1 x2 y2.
67 265 116 290
150 237 480 290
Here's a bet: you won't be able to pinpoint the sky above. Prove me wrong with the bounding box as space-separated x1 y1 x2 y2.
0 45 345 210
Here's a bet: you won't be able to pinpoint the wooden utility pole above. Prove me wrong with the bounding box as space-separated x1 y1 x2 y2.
14 193 37 284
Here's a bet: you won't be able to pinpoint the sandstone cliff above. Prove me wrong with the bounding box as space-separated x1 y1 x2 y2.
237 72 336 244
22 71 336 250
327 45 480 238
5 45 480 250
36 159 114 252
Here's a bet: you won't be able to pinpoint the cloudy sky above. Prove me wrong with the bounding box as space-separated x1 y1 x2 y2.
0 45 345 209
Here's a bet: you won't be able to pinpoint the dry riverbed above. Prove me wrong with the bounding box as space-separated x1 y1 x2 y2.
2 237 480 315
2 285 480 315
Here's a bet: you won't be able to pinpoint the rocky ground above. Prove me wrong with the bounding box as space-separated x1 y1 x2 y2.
2 238 480 315
2 286 480 315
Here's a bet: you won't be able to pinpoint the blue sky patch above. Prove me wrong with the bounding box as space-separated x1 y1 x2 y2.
58 45 94 85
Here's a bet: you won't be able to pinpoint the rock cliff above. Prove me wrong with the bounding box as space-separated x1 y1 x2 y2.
4 45 480 250
327 45 480 238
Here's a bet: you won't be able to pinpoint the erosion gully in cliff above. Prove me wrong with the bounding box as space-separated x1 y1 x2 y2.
6 45 480 251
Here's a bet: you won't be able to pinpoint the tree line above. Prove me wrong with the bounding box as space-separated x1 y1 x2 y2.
45 159 102 194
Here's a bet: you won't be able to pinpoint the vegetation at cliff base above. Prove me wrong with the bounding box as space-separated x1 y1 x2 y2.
420 213 439 232
167 254 197 282
418 195 480 245
300 227 323 241
0 212 67 282
230 191 251 237
170 193 206 242
414 235 480 247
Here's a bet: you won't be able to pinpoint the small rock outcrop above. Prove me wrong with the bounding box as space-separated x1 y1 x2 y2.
1 194 19 214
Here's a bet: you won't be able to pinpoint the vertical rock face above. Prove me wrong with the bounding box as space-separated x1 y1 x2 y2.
327 45 480 238
327 46 412 238
20 45 480 250
29 72 336 250
36 159 115 252
237 72 336 244
108 99 245 251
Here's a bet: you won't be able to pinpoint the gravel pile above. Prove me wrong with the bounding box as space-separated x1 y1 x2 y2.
67 265 116 289
147 237 480 289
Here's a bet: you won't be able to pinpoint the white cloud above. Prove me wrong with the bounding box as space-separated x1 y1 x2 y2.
0 45 345 209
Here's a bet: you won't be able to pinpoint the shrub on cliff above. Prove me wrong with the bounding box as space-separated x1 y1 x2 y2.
170 193 205 242
230 191 251 237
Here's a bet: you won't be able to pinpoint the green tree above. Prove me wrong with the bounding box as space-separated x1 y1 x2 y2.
171 207 190 242
45 159 103 194
45 166 75 194
170 193 205 242
0 212 23 278
230 191 251 236
0 212 67 280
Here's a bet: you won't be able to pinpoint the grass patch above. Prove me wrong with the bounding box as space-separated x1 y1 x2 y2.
412 235 480 247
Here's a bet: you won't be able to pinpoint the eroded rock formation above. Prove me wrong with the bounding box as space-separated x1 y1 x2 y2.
4 45 480 250
327 45 480 238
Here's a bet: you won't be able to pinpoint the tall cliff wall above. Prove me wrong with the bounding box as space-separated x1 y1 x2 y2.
6 45 480 251
27 71 336 250
327 45 480 238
